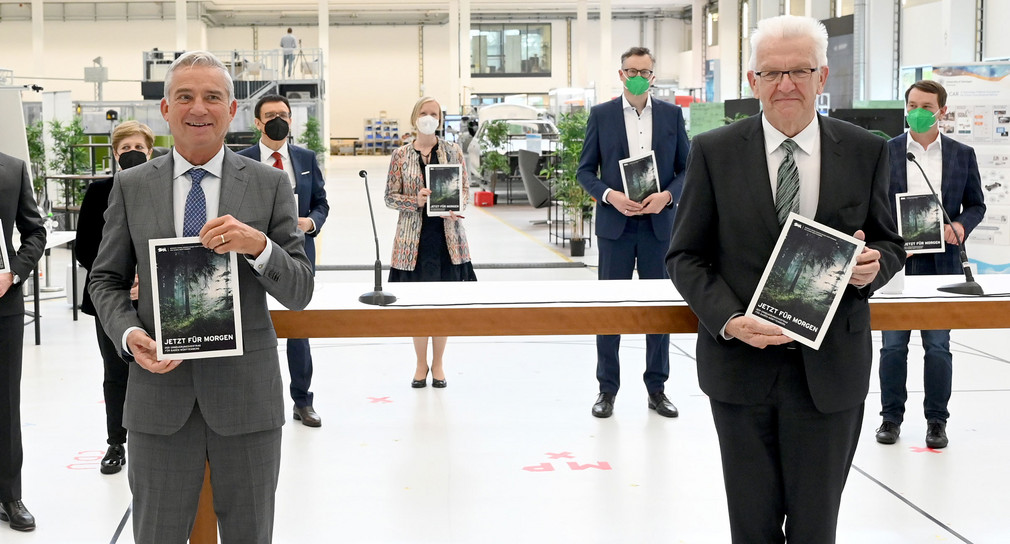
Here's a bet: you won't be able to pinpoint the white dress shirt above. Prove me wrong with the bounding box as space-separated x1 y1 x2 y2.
257 141 296 191
761 113 821 220
905 130 943 200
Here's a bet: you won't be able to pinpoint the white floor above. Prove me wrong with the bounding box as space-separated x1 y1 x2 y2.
12 155 1010 543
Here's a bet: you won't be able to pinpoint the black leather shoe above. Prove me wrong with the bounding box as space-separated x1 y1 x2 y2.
926 421 948 449
592 393 616 418
0 500 36 532
875 420 901 444
293 405 322 427
100 444 126 474
431 376 447 388
648 392 679 418
411 369 429 388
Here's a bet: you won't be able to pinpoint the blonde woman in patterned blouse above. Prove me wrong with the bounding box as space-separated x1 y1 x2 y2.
384 96 476 389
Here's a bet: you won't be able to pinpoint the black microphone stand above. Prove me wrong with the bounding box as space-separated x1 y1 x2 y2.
906 152 983 295
358 170 397 305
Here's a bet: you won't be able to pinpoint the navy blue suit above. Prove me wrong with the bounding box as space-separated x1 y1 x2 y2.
577 96 689 395
238 143 329 407
879 133 985 425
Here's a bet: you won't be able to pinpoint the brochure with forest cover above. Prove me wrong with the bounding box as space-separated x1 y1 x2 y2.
149 237 243 360
426 164 463 216
896 192 945 254
746 213 864 350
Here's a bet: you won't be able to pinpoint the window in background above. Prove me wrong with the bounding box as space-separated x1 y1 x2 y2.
471 24 551 77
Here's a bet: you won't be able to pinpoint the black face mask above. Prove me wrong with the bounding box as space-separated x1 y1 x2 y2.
264 117 290 141
118 150 147 170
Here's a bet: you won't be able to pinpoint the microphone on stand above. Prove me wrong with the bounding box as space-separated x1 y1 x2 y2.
906 152 983 296
358 170 397 305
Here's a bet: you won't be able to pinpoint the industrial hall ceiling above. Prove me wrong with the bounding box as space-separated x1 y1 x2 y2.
0 0 695 26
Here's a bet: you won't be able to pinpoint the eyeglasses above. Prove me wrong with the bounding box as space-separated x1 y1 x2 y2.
622 68 654 78
753 68 819 83
262 112 291 121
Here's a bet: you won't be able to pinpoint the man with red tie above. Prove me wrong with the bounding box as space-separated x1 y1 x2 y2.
239 94 329 427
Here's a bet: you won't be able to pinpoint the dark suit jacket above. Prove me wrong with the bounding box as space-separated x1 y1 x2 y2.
237 143 329 271
89 149 314 436
888 133 986 275
577 96 690 241
667 115 905 414
75 177 113 316
0 152 46 318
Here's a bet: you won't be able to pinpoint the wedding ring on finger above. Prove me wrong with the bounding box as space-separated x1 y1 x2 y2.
220 234 226 245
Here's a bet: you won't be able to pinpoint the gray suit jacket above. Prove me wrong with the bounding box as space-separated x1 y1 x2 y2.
89 149 313 436
0 152 47 318
667 114 905 414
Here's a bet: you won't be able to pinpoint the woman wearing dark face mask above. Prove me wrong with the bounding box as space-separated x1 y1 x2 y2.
384 96 476 389
76 120 155 475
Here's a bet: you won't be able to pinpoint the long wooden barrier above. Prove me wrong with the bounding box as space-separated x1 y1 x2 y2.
189 277 1010 541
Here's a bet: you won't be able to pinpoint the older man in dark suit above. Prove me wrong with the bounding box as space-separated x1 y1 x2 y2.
90 51 313 543
668 15 905 543
0 152 46 532
875 80 986 449
238 94 329 427
577 46 689 419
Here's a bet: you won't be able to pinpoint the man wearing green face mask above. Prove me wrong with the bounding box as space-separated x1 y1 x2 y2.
875 80 986 449
577 46 690 420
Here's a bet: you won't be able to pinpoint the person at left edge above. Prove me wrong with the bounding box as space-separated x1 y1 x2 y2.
576 46 689 419
0 151 46 532
89 51 313 543
76 120 155 475
238 93 329 428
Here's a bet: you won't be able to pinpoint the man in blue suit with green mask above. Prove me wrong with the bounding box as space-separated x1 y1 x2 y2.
875 80 986 449
577 46 689 419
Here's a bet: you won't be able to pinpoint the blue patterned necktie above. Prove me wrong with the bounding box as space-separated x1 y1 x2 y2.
775 139 800 226
182 168 207 236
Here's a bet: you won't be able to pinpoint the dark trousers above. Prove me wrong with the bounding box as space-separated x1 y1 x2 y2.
709 351 863 544
0 315 24 502
128 403 281 543
595 217 670 395
879 329 953 424
95 317 129 445
286 338 314 407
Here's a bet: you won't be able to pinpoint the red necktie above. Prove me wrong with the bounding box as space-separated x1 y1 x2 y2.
271 151 283 170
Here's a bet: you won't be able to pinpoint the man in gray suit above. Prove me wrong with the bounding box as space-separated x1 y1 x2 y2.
90 51 313 542
1 152 46 532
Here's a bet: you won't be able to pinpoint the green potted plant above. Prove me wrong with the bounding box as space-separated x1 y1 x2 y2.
478 119 510 202
545 111 592 256
26 120 47 204
298 115 328 163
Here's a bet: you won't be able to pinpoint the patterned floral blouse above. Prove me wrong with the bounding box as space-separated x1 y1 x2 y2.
383 139 471 271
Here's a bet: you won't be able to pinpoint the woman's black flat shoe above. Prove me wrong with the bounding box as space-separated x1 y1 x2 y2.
412 369 429 388
432 377 447 388
101 444 126 475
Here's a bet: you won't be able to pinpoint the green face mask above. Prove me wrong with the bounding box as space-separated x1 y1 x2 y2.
906 108 938 133
625 76 650 96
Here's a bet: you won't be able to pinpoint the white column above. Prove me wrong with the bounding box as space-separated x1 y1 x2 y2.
175 0 187 50
941 0 976 62
448 0 460 111
690 0 705 91
597 0 612 104
460 0 472 113
805 0 831 20
864 0 896 100
318 0 330 146
719 0 741 100
577 0 588 88
32 0 44 69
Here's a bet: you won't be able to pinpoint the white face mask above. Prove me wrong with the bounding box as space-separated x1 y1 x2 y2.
416 115 439 136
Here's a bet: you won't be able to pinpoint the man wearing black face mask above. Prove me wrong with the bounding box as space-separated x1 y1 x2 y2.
238 94 329 427
77 120 154 477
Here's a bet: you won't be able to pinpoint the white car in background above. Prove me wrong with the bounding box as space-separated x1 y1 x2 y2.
464 104 559 185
